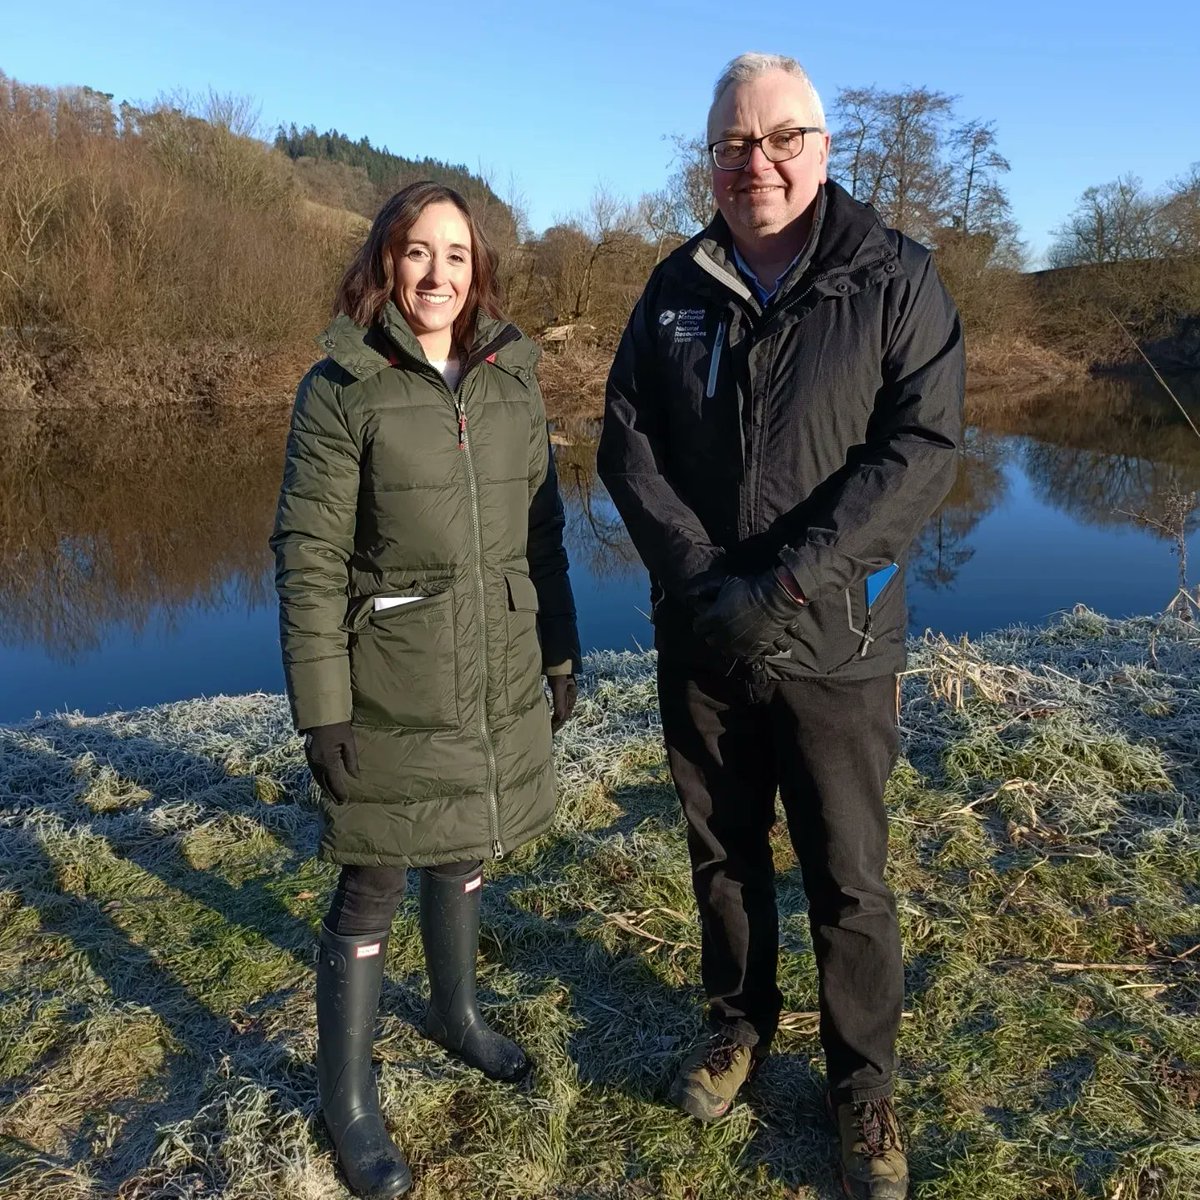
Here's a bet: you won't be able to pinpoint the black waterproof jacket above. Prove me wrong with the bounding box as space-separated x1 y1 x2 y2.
598 181 964 679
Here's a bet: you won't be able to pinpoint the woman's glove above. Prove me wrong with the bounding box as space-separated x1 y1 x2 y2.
547 674 578 733
303 721 358 803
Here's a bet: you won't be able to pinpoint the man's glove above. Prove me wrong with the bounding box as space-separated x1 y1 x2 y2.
548 674 577 733
694 565 805 659
303 721 358 803
681 563 728 616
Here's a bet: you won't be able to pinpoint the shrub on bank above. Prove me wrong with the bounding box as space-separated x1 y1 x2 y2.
0 74 350 363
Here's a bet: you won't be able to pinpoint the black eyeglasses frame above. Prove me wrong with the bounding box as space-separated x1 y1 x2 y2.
708 126 825 172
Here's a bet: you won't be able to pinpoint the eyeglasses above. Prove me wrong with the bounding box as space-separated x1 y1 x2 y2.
708 127 824 172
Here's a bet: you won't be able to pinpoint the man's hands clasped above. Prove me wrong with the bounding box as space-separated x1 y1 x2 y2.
692 564 806 660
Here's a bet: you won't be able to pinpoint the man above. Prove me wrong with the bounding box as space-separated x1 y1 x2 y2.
597 52 963 1200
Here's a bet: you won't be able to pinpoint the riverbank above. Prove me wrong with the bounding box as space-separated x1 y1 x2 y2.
1 333 1100 416
1 610 1198 1199
0 340 313 411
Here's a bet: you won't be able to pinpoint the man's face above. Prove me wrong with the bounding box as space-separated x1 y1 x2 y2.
708 69 830 243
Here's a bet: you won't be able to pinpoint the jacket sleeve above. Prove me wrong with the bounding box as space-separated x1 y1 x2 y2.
778 250 964 602
597 282 726 601
526 374 581 675
269 365 360 730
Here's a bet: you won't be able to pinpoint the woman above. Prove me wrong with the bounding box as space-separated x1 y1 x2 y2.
271 181 580 1200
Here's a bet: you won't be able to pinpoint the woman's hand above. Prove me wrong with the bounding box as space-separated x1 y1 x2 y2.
303 722 359 803
547 675 577 734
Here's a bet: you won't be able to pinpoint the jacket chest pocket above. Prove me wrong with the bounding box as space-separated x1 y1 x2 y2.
503 570 543 715
348 586 460 729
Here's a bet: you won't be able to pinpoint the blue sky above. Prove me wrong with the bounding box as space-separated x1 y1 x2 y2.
4 0 1197 263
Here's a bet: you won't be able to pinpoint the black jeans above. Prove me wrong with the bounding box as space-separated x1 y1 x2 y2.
657 664 903 1104
324 860 481 936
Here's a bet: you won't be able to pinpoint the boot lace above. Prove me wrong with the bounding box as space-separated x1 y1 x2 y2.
854 1098 902 1158
701 1035 744 1076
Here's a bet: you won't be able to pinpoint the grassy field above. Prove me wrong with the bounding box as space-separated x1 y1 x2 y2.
0 610 1197 1200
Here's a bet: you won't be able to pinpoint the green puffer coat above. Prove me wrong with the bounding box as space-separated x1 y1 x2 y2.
271 301 580 867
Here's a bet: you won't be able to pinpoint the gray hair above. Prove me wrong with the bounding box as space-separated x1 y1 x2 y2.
710 52 826 130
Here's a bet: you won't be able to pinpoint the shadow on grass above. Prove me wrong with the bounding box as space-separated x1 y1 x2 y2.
6 697 1190 1199
0 821 310 1191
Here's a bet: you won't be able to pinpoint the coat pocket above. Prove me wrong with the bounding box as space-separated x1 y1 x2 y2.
845 564 900 659
503 569 543 715
347 585 460 729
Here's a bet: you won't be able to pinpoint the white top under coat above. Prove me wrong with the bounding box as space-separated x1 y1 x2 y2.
430 356 462 391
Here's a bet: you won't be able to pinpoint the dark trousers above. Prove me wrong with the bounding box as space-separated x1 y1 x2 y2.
657 664 903 1104
324 860 481 936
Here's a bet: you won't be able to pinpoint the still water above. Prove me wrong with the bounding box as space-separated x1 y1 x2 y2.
1 376 1198 723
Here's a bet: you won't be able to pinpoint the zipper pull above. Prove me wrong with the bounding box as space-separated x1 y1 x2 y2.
456 405 467 449
492 838 504 861
859 611 874 658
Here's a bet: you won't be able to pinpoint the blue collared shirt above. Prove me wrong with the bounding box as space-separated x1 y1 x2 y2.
729 185 828 304
732 245 803 303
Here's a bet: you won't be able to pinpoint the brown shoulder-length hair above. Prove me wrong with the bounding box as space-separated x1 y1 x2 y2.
333 181 504 350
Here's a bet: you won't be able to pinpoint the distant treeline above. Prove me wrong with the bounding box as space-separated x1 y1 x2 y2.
1 69 1198 414
274 123 520 247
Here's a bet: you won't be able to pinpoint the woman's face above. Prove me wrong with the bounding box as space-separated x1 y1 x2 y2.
391 201 473 351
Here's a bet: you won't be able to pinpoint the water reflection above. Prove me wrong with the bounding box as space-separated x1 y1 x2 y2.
554 425 641 583
910 430 1010 590
0 407 284 657
1 375 1197 718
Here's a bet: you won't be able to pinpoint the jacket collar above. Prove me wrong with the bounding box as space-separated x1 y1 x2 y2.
317 302 537 381
690 181 896 307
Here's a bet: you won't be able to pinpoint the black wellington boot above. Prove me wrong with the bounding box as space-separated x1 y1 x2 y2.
419 865 531 1083
315 924 412 1199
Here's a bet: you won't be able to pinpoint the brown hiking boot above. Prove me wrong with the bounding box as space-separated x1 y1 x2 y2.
668 1033 764 1122
826 1092 908 1199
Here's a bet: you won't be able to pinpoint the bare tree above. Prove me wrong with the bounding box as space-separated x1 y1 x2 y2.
199 89 262 139
1153 163 1200 257
573 186 641 321
635 188 677 263
1048 175 1158 266
949 121 1006 232
830 86 955 242
831 87 885 203
664 134 713 234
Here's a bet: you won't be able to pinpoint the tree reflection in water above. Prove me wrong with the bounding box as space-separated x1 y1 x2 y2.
0 407 289 658
911 374 1200 592
552 421 641 583
2 375 1198 664
910 430 1011 590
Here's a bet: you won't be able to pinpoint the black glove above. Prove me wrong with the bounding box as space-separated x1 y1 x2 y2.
303 721 358 803
547 674 577 733
682 563 727 615
694 566 804 659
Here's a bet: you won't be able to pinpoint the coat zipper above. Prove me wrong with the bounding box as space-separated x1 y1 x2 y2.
454 325 521 859
459 410 503 858
706 320 725 399
386 324 522 859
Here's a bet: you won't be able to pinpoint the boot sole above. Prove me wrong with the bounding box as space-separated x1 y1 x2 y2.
669 1077 733 1122
840 1178 908 1200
